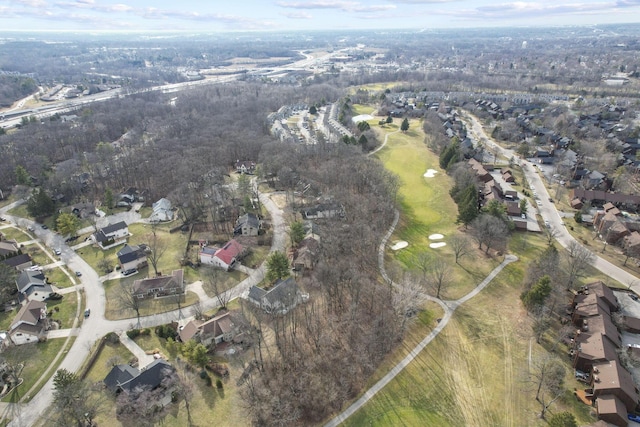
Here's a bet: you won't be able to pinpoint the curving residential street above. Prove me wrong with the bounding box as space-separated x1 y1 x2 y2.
461 112 640 289
0 190 286 427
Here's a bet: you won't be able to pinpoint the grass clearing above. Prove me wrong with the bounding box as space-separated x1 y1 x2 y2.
0 227 31 243
344 108 598 426
102 276 199 320
1 338 72 403
7 204 30 220
47 293 78 329
84 340 135 383
45 266 73 288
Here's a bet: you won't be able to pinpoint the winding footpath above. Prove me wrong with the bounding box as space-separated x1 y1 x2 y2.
324 206 517 427
0 191 286 427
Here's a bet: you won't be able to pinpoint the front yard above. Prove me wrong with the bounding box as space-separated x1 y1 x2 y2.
102 277 199 321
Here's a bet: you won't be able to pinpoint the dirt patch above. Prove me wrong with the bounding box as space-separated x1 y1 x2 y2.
269 193 288 209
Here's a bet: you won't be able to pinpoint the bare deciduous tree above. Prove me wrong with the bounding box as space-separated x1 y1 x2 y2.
146 225 167 277
470 214 509 255
203 266 231 309
565 241 596 290
118 281 143 328
427 256 452 299
530 356 566 419
449 234 473 264
392 273 427 332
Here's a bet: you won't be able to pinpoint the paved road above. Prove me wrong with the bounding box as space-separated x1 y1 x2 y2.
460 112 640 288
0 190 286 427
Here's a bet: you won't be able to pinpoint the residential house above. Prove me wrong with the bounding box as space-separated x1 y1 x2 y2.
8 300 48 345
234 213 261 236
468 158 493 183
247 278 307 314
594 394 628 427
199 240 244 271
92 221 129 249
573 332 619 372
0 240 19 258
117 244 148 272
149 198 174 222
104 359 175 407
132 270 184 299
501 169 515 183
235 160 256 174
292 235 320 272
623 231 640 257
301 203 345 220
15 270 53 302
2 253 32 271
592 359 639 415
70 202 95 219
178 311 236 346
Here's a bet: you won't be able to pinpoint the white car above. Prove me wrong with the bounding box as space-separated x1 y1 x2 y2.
54 249 61 255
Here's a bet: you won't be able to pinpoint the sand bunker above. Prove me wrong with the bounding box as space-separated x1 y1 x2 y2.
391 241 409 251
430 242 447 249
428 234 444 240
352 114 374 123
423 169 438 178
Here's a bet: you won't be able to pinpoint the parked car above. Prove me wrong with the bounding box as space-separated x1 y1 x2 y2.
122 269 138 277
628 413 640 422
41 224 48 229
84 308 90 318
630 293 639 302
27 226 34 232
54 249 61 255
65 236 79 242
0 217 6 221
75 271 82 277
575 370 590 381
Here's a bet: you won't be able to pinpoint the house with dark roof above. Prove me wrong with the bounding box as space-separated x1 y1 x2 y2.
132 270 184 299
2 253 32 271
234 213 261 236
178 311 236 346
0 240 19 258
301 203 345 220
92 221 129 249
247 278 308 314
117 244 148 272
235 160 256 174
8 300 48 345
592 359 639 416
103 364 139 393
199 240 244 271
15 270 53 302
104 359 175 406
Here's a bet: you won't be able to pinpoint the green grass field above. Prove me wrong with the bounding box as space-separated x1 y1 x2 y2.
341 112 598 426
0 226 31 243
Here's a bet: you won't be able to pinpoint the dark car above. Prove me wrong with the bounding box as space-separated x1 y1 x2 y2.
84 308 90 318
41 224 48 229
628 413 640 422
631 294 639 302
75 271 82 277
65 236 79 242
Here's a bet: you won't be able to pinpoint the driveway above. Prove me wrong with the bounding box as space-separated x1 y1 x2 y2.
4 190 287 427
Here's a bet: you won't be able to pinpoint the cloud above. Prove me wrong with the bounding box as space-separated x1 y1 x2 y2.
282 11 313 19
430 0 640 20
277 1 396 12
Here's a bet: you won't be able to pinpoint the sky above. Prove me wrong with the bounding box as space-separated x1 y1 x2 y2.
0 0 639 32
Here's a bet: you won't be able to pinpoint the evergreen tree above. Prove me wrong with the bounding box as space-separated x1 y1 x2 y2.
266 251 290 282
27 187 54 217
400 117 409 132
15 165 30 186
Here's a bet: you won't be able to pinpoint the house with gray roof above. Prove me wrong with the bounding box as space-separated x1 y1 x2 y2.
2 253 32 271
104 359 175 405
15 270 53 302
234 213 261 236
8 300 48 345
247 278 308 314
149 198 174 222
117 244 148 272
92 221 129 249
132 270 184 299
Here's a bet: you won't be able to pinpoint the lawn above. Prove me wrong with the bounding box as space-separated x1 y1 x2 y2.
102 277 200 320
0 226 31 243
85 329 249 427
344 238 595 427
84 340 135 383
47 293 78 329
374 118 500 300
45 266 74 289
340 111 598 426
351 103 378 116
7 204 30 220
200 269 248 298
1 338 73 403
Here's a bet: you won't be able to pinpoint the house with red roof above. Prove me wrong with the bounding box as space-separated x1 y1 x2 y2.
199 239 245 271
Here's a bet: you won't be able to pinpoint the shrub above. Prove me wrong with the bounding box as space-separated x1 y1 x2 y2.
155 324 177 340
216 379 223 389
141 328 151 336
199 370 208 379
105 332 120 344
126 329 140 339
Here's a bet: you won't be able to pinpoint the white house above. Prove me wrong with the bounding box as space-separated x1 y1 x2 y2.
234 213 261 236
16 270 53 302
149 198 174 222
117 244 148 272
92 221 129 249
199 240 244 271
9 300 48 345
